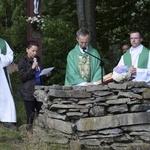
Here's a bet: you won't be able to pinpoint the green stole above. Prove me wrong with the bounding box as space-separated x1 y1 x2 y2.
0 38 11 90
123 46 149 68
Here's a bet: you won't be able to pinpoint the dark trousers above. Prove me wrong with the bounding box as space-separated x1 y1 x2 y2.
24 99 43 125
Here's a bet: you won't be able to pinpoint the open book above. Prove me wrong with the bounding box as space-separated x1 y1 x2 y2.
39 67 55 76
97 72 113 84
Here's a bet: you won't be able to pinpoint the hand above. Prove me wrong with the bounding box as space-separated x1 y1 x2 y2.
46 72 51 77
130 66 136 75
32 61 38 69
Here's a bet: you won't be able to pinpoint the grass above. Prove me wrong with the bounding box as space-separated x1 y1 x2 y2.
0 124 49 150
0 124 24 150
0 123 70 150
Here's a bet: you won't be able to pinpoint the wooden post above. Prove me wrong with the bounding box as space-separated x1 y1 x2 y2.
27 0 42 58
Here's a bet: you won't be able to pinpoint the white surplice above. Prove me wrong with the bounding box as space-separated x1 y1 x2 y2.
117 44 150 86
0 41 16 122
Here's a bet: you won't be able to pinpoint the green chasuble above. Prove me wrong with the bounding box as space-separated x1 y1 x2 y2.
0 38 6 54
123 46 149 68
0 38 11 90
65 44 104 85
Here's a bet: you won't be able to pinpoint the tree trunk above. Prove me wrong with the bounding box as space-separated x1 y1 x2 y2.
76 0 87 28
76 0 97 48
85 0 97 48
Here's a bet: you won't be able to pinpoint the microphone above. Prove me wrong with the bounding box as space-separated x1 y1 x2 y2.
33 57 39 71
82 47 86 52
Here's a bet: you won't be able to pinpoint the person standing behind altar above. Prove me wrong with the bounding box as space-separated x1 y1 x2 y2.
0 38 17 129
117 30 150 86
122 44 130 54
65 27 104 86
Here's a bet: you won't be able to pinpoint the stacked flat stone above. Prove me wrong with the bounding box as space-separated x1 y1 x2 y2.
33 82 150 150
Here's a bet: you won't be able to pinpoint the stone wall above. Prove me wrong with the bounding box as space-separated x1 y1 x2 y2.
33 81 150 150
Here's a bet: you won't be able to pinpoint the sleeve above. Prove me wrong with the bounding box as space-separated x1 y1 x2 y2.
18 58 35 83
135 51 150 85
117 55 124 66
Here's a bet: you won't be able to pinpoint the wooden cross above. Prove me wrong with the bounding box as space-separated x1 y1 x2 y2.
27 0 42 58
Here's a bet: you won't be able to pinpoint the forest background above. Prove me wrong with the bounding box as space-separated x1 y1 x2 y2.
0 0 150 124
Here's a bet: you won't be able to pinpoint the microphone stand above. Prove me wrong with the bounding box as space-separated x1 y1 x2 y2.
82 48 104 85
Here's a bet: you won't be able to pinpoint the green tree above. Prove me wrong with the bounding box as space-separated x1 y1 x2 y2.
41 0 78 85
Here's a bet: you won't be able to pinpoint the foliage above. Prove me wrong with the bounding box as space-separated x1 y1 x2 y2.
41 0 78 85
0 0 26 63
42 17 77 85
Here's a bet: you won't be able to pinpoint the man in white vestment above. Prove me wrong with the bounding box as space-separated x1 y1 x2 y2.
0 38 17 129
117 30 150 86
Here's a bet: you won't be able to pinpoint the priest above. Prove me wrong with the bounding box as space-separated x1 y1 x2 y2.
0 38 17 129
117 30 150 86
65 28 104 86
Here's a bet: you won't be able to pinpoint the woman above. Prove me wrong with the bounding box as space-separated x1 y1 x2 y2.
18 40 50 138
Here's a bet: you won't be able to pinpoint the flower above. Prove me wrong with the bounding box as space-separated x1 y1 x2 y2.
27 15 45 30
112 65 131 83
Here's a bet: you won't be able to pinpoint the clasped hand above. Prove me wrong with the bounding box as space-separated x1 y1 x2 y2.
130 66 136 75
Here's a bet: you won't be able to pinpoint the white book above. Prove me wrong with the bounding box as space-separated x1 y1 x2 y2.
39 67 55 76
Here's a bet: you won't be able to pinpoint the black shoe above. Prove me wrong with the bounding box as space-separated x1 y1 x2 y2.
3 122 17 130
26 124 33 132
